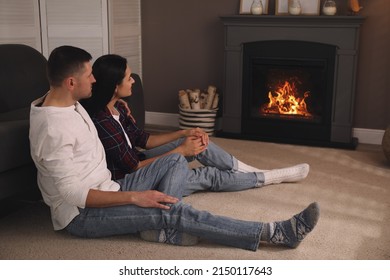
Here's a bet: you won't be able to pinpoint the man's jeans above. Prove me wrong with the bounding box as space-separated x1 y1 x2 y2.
66 154 262 251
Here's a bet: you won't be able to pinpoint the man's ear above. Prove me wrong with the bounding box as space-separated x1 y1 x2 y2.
65 77 75 90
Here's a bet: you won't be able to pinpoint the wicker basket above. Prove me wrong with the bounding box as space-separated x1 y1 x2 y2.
179 106 218 135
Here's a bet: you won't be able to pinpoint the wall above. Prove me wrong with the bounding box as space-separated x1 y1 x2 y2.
141 0 236 115
141 0 390 131
354 0 390 129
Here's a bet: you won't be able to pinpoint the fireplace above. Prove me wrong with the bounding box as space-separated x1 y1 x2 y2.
220 16 364 148
242 40 336 143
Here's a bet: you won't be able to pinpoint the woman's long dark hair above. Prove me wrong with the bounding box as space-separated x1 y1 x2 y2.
81 54 127 116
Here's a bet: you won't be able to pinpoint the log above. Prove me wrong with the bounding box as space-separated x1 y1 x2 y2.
204 85 216 109
189 89 201 110
200 92 208 109
178 90 191 109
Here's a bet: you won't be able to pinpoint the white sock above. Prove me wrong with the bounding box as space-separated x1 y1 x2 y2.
262 163 310 185
237 160 268 173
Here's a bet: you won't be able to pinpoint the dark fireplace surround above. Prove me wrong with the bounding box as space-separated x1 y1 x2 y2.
219 16 364 148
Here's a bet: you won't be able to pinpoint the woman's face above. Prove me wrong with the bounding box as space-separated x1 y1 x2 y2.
115 66 134 98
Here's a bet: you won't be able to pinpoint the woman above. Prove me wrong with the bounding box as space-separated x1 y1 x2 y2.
81 54 310 194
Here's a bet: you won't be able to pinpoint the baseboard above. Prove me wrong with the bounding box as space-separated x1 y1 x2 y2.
146 111 179 128
352 128 385 145
145 111 385 145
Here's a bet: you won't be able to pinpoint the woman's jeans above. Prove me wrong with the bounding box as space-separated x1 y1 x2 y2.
143 138 263 196
143 138 237 171
66 154 262 251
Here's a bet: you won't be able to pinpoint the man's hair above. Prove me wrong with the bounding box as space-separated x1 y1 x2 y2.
47 45 92 87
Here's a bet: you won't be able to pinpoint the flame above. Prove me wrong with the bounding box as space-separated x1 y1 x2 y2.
261 80 312 117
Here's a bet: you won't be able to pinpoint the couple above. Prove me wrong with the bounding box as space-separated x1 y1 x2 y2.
29 45 319 251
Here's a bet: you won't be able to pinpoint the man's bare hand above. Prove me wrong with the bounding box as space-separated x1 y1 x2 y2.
131 190 179 210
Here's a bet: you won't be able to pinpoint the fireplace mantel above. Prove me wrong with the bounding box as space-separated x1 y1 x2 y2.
221 15 364 25
220 15 365 148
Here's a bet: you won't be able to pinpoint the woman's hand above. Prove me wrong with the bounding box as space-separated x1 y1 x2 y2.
185 127 209 146
178 136 207 156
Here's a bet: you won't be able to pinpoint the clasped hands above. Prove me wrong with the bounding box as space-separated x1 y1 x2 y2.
180 127 209 156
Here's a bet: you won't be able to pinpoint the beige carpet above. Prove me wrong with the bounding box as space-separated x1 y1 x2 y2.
1 137 389 260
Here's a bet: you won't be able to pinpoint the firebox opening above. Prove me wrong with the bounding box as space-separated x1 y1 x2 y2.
242 40 337 144
251 59 326 124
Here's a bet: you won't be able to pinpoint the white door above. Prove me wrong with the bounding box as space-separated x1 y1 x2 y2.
108 0 142 76
40 0 109 60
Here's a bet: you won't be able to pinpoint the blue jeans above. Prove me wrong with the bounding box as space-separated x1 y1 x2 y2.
66 154 262 251
143 138 263 196
143 138 236 170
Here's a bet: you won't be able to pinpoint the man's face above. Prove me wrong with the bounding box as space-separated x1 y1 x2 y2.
73 62 96 101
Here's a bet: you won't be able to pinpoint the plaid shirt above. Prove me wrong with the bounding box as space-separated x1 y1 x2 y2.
92 101 150 180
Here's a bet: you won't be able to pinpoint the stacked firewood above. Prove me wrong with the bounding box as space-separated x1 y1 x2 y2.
178 85 219 110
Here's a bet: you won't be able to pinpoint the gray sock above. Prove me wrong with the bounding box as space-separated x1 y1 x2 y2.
260 202 320 248
140 229 199 246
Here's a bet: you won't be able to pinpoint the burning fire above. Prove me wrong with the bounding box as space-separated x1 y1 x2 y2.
261 80 312 117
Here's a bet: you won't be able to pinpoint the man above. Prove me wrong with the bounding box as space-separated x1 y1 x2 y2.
29 45 319 250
